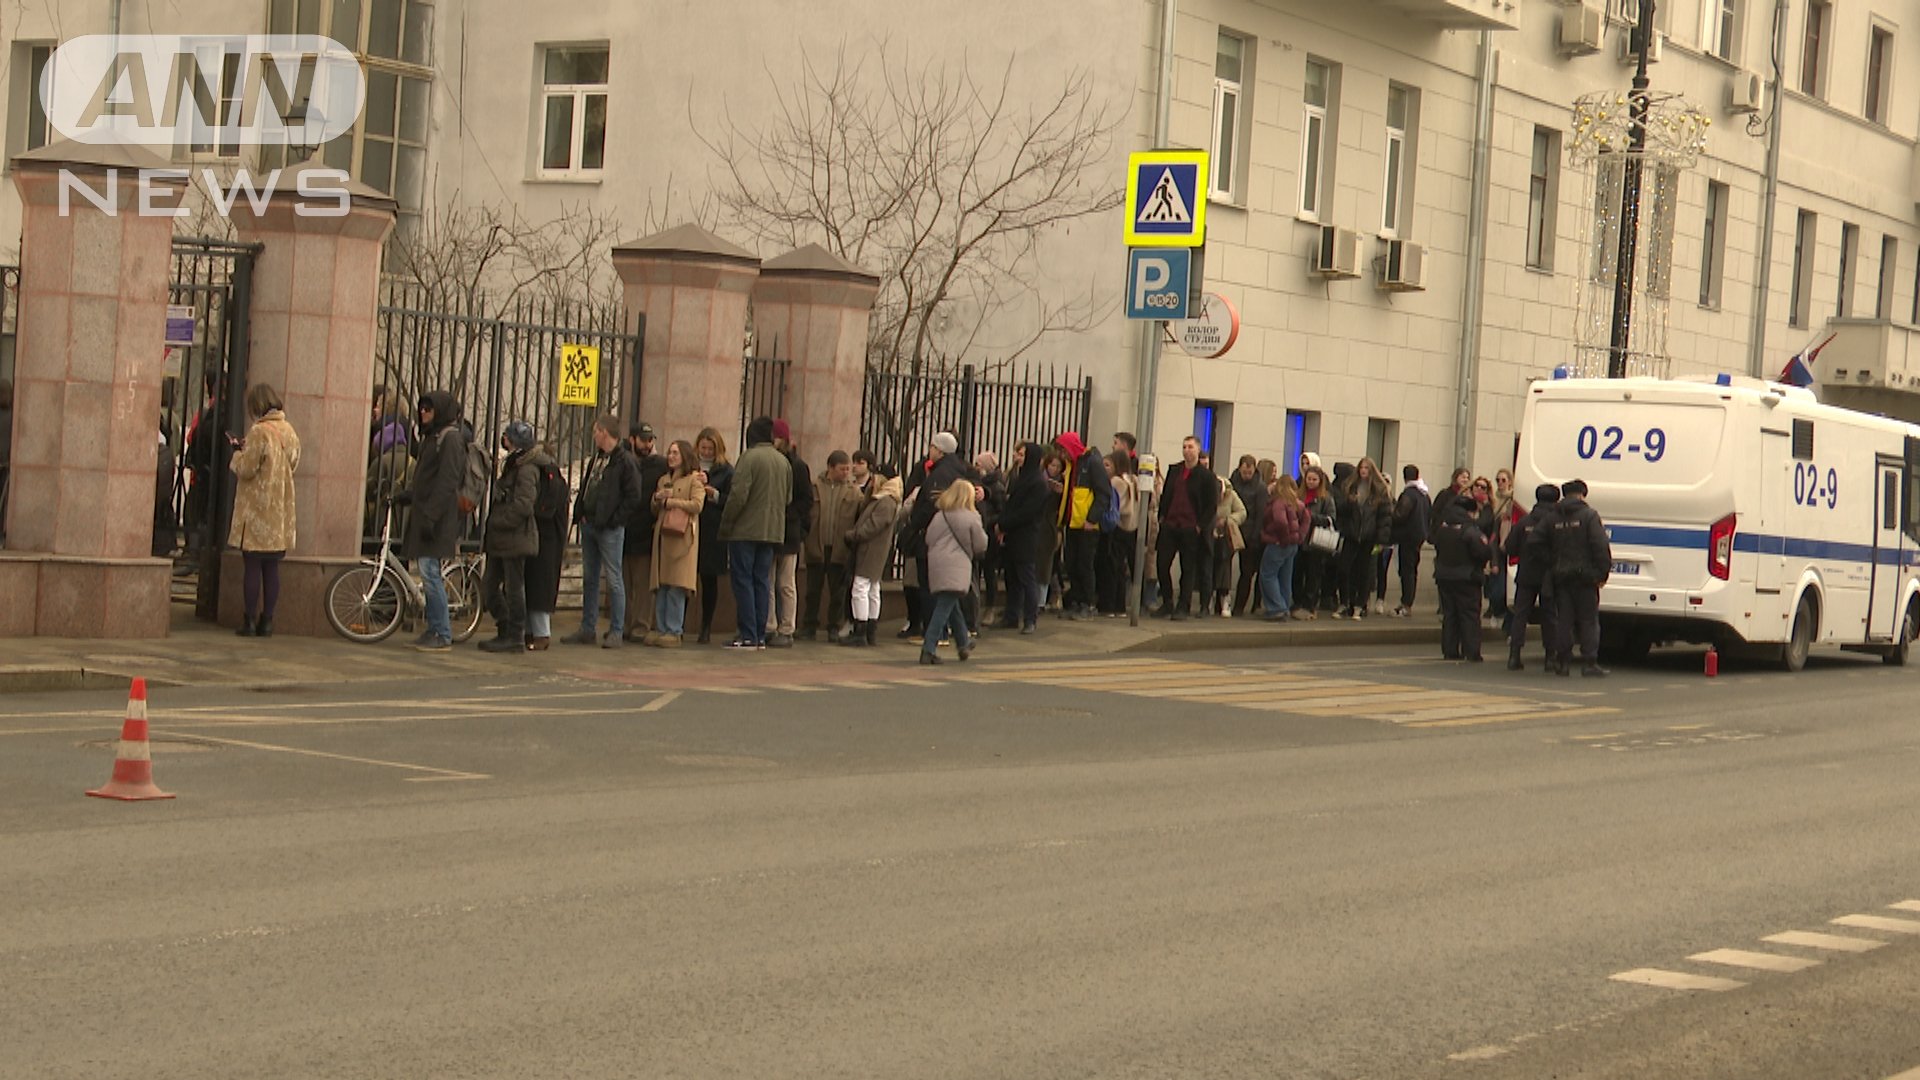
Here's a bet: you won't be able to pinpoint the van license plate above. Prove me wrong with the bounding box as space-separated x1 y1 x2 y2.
1611 561 1641 576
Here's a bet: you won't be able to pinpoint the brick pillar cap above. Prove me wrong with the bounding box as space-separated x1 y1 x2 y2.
612 222 760 268
761 243 879 286
13 138 174 174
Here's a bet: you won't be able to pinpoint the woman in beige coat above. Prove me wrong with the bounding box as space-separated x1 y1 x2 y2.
647 439 708 647
229 383 300 637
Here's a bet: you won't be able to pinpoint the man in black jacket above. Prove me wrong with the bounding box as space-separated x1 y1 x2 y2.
1153 435 1218 621
1432 492 1493 662
1390 465 1432 617
1504 483 1561 670
1230 455 1269 617
1547 478 1612 677
766 419 813 647
621 422 671 642
396 390 467 651
563 415 644 648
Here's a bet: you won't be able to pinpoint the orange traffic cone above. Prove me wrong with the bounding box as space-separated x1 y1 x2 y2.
86 678 175 801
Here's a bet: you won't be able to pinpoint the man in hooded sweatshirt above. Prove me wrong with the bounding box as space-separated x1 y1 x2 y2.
720 416 792 650
1547 478 1612 676
1504 483 1561 670
1432 490 1493 662
1390 464 1432 617
1053 431 1113 620
394 390 467 651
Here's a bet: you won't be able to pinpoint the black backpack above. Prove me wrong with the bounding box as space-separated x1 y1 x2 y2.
534 461 570 523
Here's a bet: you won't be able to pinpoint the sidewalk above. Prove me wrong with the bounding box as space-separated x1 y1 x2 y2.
0 595 1445 694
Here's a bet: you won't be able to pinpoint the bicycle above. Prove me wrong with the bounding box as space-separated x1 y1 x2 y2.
325 505 485 644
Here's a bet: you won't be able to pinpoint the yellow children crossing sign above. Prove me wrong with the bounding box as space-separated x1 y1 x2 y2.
558 343 600 407
1123 150 1208 247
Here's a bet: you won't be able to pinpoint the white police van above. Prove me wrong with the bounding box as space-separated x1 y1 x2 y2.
1513 375 1920 671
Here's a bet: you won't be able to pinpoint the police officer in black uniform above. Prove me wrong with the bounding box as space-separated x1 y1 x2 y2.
1547 478 1612 677
1504 483 1561 671
1432 491 1493 662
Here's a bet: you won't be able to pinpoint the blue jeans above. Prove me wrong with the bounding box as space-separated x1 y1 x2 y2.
924 590 972 655
578 524 627 636
1259 544 1298 616
728 541 775 644
655 586 689 637
419 556 450 640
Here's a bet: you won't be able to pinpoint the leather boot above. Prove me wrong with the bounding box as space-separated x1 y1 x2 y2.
840 620 868 647
865 619 879 646
1506 649 1523 671
236 615 257 637
256 617 273 638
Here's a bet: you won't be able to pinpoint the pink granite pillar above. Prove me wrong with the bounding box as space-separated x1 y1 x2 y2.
0 143 179 638
751 244 879 465
611 224 760 446
218 163 397 636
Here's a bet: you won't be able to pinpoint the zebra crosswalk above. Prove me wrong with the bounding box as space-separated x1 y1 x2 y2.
666 655 1613 729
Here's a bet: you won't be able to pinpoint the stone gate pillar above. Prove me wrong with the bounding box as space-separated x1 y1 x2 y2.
750 244 879 463
0 143 179 638
220 163 397 636
611 224 760 444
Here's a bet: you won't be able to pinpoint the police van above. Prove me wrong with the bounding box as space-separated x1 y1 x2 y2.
1513 375 1920 671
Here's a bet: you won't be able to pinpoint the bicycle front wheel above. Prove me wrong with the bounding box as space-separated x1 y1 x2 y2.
445 561 486 643
326 564 404 644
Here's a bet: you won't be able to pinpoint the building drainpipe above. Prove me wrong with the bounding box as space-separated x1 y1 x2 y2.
1746 0 1789 378
1454 30 1495 471
1130 0 1178 628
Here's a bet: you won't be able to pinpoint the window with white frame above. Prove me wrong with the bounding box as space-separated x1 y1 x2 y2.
180 45 243 158
1705 0 1740 62
1526 127 1560 271
539 46 609 179
1838 221 1859 318
1878 234 1898 319
1866 25 1893 125
1211 31 1246 203
1300 58 1336 219
1381 84 1417 236
1790 209 1816 327
1700 180 1728 308
7 42 55 168
1801 0 1830 98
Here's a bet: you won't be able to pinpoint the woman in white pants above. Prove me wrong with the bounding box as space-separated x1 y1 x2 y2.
841 466 903 647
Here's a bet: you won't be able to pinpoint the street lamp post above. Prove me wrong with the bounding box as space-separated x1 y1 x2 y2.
1606 0 1657 379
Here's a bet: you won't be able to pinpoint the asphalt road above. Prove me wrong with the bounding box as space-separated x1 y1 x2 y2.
3 641 1918 1079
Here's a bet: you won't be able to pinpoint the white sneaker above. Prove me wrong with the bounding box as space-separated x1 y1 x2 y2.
1221 608 1233 620
1372 600 1386 615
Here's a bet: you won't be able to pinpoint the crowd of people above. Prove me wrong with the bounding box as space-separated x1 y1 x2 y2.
210 383 1614 675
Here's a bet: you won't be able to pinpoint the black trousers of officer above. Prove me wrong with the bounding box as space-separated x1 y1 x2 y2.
1438 579 1484 660
1552 578 1602 664
1508 576 1558 657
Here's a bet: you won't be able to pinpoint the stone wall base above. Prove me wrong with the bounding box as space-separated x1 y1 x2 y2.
0 553 172 638
218 552 364 638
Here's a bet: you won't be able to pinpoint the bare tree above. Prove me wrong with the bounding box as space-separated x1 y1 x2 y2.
699 41 1124 466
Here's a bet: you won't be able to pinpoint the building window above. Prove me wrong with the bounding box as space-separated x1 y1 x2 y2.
1284 410 1320 478
270 0 434 232
1365 418 1400 481
1211 32 1246 203
1866 26 1894 125
539 46 609 179
1381 84 1416 236
1801 1 1830 98
1838 222 1859 318
1911 251 1920 325
1790 209 1816 328
1878 235 1898 320
7 42 55 167
1700 180 1729 308
181 46 243 158
1194 400 1232 462
1300 58 1337 220
1526 127 1560 271
1707 0 1741 62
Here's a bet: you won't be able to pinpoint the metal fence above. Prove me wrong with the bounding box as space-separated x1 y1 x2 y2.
370 281 643 548
860 360 1093 475
739 351 790 447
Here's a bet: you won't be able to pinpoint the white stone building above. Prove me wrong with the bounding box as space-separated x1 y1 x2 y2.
6 0 1920 481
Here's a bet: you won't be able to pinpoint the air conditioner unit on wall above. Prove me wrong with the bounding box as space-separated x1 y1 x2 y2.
1728 71 1764 113
1377 239 1427 292
1313 225 1363 280
1558 4 1604 56
1619 29 1663 65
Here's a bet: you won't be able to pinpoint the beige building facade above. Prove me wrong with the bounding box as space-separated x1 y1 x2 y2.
7 0 1920 482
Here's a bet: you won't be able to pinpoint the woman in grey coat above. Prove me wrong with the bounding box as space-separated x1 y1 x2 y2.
921 479 989 665
478 421 540 653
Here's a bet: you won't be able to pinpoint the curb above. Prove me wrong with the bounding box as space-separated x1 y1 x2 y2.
0 668 141 694
1123 624 1442 653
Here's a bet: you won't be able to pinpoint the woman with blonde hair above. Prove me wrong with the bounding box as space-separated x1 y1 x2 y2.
922 478 988 664
1258 474 1311 620
1333 457 1392 619
229 383 300 637
647 439 707 647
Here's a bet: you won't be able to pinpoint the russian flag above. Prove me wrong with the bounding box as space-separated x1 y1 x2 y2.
1779 333 1836 388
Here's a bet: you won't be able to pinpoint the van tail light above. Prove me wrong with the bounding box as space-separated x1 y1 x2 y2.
1708 513 1736 580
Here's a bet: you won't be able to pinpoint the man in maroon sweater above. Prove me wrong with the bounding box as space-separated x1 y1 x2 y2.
1152 435 1219 620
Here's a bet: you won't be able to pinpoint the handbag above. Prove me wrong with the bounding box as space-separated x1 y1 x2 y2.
660 505 691 536
1305 522 1341 556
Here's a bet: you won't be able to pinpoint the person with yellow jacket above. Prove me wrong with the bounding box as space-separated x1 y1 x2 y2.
229 383 300 638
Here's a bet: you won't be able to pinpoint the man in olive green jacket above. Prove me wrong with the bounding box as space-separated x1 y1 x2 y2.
802 450 861 640
719 416 793 648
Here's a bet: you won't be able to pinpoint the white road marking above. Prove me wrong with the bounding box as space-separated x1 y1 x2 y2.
1688 948 1822 973
763 684 829 693
1832 914 1920 935
1888 900 1920 913
1609 968 1746 992
1881 1066 1920 1080
832 681 890 690
1762 931 1888 953
637 690 680 713
158 730 489 782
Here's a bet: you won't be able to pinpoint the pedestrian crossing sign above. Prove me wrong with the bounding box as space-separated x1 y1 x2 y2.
1124 150 1208 247
558 342 600 407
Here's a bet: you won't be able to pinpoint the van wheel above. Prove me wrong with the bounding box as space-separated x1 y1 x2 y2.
1780 595 1815 673
1884 604 1916 666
